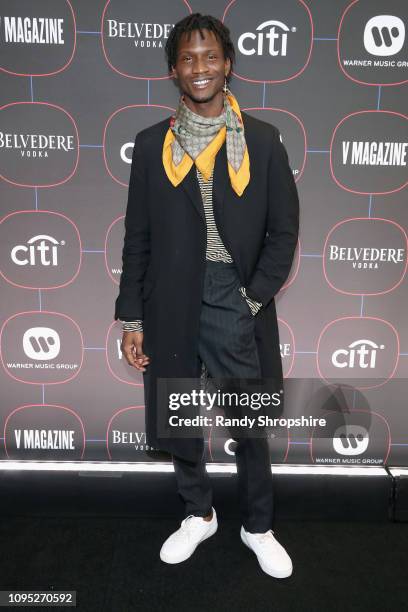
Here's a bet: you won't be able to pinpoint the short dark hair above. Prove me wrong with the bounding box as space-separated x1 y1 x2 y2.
165 13 235 81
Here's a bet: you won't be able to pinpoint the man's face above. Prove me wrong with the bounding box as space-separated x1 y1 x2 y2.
171 29 231 107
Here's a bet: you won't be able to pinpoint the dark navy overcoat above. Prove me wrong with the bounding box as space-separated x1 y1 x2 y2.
114 112 299 461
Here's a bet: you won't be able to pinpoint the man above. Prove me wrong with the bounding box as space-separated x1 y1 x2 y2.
115 14 299 579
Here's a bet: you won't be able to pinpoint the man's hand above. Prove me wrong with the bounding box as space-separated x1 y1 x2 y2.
121 331 150 372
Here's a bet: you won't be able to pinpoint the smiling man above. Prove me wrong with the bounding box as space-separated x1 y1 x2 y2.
115 13 299 579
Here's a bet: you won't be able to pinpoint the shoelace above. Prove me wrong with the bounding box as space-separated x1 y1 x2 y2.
179 515 206 537
255 529 278 545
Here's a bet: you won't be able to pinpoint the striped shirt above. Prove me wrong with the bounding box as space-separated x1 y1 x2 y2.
121 167 262 332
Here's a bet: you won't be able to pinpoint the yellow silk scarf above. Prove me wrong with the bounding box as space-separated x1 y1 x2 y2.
162 92 250 197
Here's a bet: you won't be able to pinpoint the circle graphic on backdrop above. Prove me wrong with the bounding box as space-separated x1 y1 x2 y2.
0 210 82 290
103 104 175 186
107 406 159 460
316 316 399 389
310 409 391 465
323 217 407 296
243 107 307 182
4 404 86 460
105 321 144 387
0 0 76 77
338 0 407 86
1 311 84 385
0 102 79 188
223 0 313 83
330 110 408 195
101 0 191 79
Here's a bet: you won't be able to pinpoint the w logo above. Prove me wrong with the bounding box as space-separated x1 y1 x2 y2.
23 327 60 360
333 426 369 456
364 16 405 57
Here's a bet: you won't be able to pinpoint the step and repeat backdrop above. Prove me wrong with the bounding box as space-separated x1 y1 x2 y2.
0 0 407 467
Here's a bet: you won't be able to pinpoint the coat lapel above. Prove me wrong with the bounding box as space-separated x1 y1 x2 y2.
180 164 205 222
212 140 229 219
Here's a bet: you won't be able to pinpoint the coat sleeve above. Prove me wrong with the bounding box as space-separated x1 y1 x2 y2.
245 127 299 307
114 132 150 321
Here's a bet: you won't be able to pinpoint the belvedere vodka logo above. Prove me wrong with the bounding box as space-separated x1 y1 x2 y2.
106 20 173 48
0 130 75 158
328 245 405 269
323 218 407 295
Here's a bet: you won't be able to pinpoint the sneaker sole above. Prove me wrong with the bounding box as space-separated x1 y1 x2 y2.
160 520 218 564
240 529 293 579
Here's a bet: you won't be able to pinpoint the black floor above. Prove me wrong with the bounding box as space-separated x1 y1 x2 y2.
0 515 406 612
0 470 406 611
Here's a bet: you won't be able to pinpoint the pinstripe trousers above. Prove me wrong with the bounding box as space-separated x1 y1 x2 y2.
172 260 274 533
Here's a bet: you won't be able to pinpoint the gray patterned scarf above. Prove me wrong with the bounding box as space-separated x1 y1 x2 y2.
170 90 246 174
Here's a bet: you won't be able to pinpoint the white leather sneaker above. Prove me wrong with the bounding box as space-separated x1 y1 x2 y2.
240 526 293 578
160 508 218 564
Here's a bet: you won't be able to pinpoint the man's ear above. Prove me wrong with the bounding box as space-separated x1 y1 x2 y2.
224 57 231 78
170 65 177 79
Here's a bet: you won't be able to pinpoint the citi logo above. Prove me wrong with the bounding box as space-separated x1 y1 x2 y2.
238 20 295 57
364 15 405 57
224 438 237 456
22 327 60 360
333 426 369 456
120 142 134 164
332 340 384 369
11 235 64 266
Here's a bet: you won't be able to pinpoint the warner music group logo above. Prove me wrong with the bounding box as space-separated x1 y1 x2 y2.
339 4 407 85
22 327 61 361
363 15 405 58
311 410 391 465
1 313 83 384
332 425 369 456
